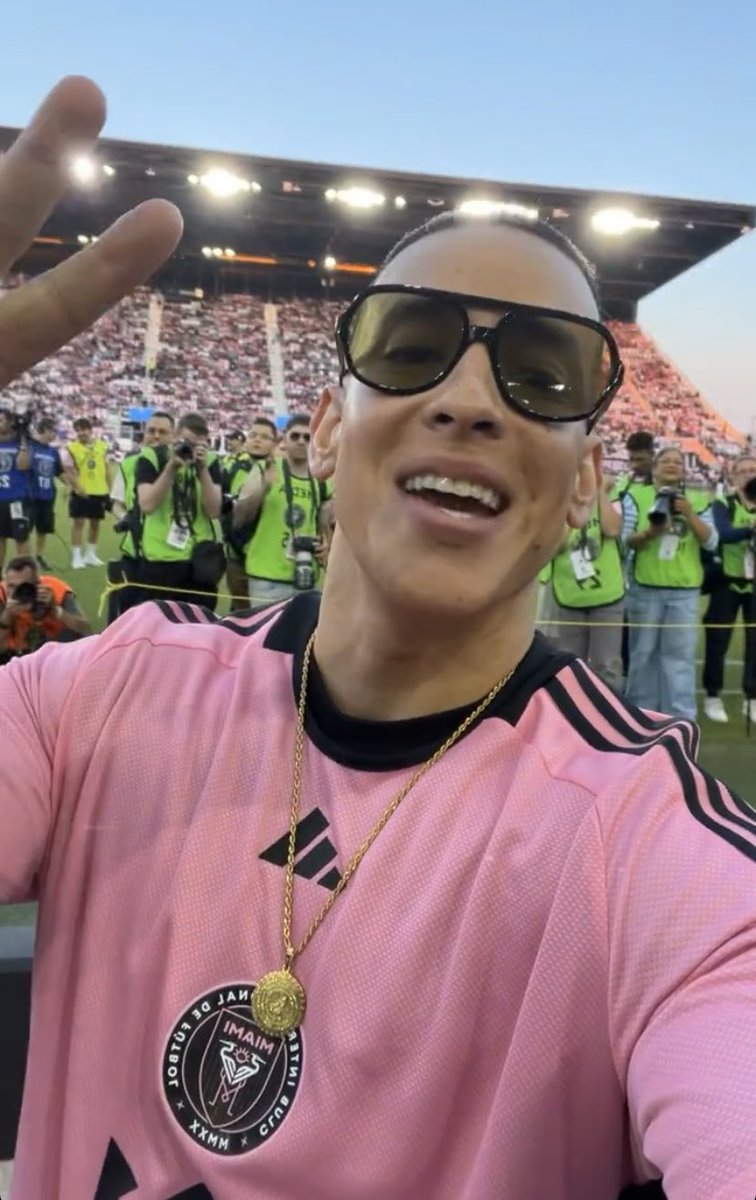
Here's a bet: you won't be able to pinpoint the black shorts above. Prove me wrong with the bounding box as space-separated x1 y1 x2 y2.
69 493 109 521
119 558 219 615
30 498 56 535
0 499 31 542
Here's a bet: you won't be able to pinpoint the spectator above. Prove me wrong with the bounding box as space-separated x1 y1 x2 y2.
623 447 718 718
65 416 114 569
0 554 90 664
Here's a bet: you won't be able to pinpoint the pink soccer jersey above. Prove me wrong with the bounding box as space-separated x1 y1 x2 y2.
1 592 755 1200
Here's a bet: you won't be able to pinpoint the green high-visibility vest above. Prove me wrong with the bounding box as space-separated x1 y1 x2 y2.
245 460 322 583
119 452 139 558
138 445 219 563
632 488 710 589
722 497 755 587
551 505 625 609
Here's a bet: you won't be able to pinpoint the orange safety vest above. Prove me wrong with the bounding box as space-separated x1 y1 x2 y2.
0 574 72 652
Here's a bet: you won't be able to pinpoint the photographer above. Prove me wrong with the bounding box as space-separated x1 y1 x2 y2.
107 411 175 623
65 416 114 569
233 412 332 606
622 446 717 719
0 555 90 664
29 416 73 568
129 411 223 611
545 478 625 691
702 453 756 724
0 405 33 572
222 416 278 611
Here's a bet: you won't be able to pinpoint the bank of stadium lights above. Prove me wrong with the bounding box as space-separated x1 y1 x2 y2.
201 247 236 259
325 186 386 210
188 168 261 199
395 196 407 209
590 207 660 236
77 234 98 245
70 156 115 186
323 255 337 271
457 199 539 221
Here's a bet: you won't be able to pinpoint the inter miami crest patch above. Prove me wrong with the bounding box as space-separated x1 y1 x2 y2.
162 983 303 1156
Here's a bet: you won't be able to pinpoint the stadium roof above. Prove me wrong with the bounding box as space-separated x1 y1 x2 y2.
2 126 754 320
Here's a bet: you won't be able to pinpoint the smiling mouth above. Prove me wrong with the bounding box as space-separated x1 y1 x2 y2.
401 474 507 518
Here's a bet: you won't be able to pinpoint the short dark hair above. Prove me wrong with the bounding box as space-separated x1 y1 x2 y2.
285 414 310 433
148 410 175 426
177 412 210 439
73 417 93 432
626 430 655 453
250 416 277 437
36 417 57 435
5 555 38 576
380 210 600 307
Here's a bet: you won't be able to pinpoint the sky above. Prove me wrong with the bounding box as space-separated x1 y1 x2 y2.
2 0 756 433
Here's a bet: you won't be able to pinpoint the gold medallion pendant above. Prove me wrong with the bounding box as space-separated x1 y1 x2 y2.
252 969 307 1037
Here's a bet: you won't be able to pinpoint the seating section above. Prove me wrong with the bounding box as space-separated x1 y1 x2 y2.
0 279 745 474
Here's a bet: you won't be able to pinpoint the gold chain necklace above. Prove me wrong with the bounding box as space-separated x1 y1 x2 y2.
251 631 516 1037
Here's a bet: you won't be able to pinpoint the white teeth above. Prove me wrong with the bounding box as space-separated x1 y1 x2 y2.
403 474 501 512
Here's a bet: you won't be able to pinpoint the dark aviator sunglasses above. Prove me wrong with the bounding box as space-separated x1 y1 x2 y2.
335 285 624 430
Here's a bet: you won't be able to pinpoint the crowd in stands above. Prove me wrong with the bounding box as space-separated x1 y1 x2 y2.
0 278 747 476
277 297 341 408
152 294 273 421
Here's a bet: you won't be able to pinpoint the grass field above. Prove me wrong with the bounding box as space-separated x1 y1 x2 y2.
1 492 753 932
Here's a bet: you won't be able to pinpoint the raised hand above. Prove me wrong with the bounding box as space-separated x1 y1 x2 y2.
0 76 182 390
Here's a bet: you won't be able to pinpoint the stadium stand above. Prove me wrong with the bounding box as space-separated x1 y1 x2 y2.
0 280 746 476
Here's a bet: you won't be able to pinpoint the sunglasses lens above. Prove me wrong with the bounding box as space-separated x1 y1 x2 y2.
495 314 613 420
345 292 465 392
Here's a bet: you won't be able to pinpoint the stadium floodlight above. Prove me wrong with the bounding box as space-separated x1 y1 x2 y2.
188 168 256 199
224 248 236 258
212 247 224 258
591 207 660 236
201 247 213 257
325 186 386 210
70 156 98 185
395 196 407 209
103 164 116 177
77 234 89 245
323 255 337 271
457 199 539 221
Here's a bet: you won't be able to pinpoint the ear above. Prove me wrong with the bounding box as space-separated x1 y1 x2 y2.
309 384 343 480
565 436 601 530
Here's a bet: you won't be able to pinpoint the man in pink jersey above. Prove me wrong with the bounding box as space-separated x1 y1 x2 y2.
1 78 756 1200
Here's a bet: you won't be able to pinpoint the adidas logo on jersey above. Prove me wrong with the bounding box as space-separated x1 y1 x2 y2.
259 807 342 891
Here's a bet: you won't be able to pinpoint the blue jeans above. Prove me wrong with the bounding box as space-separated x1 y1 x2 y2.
625 586 699 719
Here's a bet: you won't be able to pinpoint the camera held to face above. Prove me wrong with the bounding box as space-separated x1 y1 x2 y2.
648 487 679 527
10 407 33 438
12 580 48 618
290 535 319 591
174 439 195 463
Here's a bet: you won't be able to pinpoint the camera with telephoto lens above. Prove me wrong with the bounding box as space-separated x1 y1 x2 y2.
743 475 756 506
174 440 195 463
10 408 33 438
648 487 679 526
291 535 319 591
12 580 47 618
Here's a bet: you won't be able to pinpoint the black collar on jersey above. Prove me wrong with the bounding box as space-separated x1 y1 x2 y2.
264 592 575 771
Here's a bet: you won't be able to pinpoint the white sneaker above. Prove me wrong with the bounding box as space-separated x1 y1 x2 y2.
71 550 85 570
704 696 728 723
743 699 756 723
83 549 104 566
